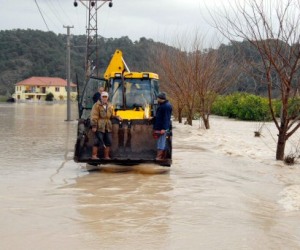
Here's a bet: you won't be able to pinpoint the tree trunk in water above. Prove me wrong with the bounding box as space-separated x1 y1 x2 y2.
276 130 286 160
202 116 210 129
178 109 182 123
186 114 193 125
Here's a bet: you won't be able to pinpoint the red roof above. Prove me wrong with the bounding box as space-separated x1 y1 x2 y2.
16 77 77 87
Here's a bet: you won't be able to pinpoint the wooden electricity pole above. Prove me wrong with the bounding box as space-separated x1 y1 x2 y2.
64 25 74 121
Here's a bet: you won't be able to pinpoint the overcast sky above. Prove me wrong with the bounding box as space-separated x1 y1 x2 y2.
0 0 225 47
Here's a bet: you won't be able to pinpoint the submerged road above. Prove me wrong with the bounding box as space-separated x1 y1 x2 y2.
1 103 300 250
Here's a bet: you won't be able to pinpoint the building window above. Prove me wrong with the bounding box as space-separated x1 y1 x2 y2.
55 87 60 92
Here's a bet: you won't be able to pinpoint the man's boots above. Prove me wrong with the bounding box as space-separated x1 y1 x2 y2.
155 150 165 161
91 146 99 160
104 147 111 160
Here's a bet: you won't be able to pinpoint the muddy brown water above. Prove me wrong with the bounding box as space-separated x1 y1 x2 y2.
1 103 300 250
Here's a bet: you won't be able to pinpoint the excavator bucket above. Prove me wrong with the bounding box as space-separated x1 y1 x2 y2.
74 118 172 166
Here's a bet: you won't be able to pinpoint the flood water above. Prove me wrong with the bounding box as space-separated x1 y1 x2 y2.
1 103 300 250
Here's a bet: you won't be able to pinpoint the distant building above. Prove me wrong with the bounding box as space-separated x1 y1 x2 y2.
14 76 77 101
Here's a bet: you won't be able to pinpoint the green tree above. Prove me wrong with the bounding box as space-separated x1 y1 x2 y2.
45 92 54 101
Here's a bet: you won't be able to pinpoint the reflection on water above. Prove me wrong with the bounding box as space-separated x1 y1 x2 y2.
66 169 173 249
1 103 300 250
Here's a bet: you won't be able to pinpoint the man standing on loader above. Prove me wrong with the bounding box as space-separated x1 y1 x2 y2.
90 91 121 160
153 92 172 161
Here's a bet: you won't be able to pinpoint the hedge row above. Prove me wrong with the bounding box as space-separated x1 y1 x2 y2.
211 93 282 121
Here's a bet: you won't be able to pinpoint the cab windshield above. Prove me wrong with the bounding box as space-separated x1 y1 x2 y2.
110 78 152 109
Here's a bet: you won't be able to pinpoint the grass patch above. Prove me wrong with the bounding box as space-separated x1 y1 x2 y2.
0 96 8 102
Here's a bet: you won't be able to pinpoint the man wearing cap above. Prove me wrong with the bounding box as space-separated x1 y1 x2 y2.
90 91 120 159
153 92 172 160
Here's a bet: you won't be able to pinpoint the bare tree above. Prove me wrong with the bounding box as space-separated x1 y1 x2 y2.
191 46 237 129
156 33 235 128
211 0 300 160
156 41 197 125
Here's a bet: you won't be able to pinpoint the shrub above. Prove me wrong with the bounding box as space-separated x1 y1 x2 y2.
212 92 272 121
45 92 54 101
271 98 300 118
237 94 271 121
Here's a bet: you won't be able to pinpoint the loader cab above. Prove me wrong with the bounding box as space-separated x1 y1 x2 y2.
108 72 160 118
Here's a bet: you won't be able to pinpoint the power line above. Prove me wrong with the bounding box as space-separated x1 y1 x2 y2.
34 0 50 31
35 0 64 33
54 0 75 26
43 0 68 33
34 0 78 34
44 0 65 26
45 0 75 29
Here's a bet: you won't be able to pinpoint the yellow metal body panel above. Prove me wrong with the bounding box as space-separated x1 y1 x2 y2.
103 49 159 80
115 104 151 120
104 50 125 80
116 110 144 120
123 72 159 79
109 71 159 80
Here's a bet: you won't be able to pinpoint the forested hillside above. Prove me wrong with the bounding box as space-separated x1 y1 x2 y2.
0 29 289 97
0 29 169 96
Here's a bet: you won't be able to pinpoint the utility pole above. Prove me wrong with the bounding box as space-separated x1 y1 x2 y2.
73 0 113 79
64 25 74 122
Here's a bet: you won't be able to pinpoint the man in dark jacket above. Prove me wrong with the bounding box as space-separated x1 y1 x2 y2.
153 92 172 160
92 86 104 104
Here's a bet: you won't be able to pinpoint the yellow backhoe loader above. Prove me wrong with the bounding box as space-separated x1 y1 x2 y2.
74 50 172 167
